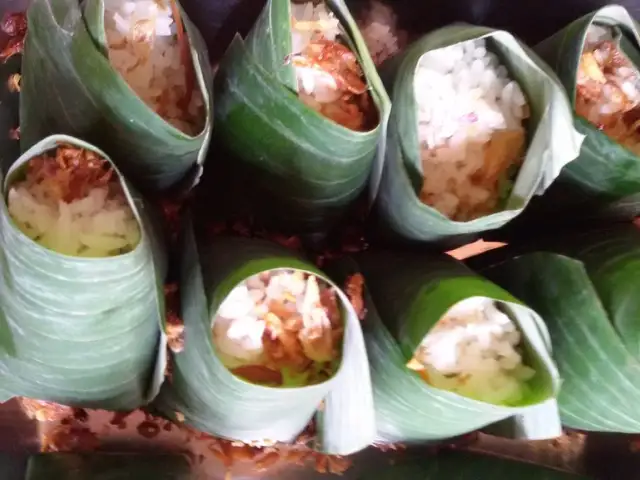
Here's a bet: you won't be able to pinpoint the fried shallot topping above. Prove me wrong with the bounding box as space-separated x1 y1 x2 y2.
290 9 377 132
214 270 343 386
21 145 115 204
291 38 367 95
576 28 640 154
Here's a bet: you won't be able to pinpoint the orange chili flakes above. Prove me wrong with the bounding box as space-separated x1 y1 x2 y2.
24 145 114 204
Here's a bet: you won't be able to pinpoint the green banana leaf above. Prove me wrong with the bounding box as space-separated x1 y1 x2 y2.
326 250 561 443
20 0 213 193
213 0 391 233
468 224 640 433
154 217 375 455
522 4 640 222
0 135 167 410
374 24 583 244
25 453 191 479
354 450 591 479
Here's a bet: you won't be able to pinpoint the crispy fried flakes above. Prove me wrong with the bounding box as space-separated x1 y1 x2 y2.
42 424 100 453
345 273 366 320
222 271 343 386
19 397 74 422
576 37 640 151
7 72 20 92
23 145 114 204
291 32 376 131
28 398 353 475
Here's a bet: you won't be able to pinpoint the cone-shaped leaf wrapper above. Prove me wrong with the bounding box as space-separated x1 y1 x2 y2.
0 135 167 410
375 25 583 244
213 0 390 232
355 450 591 480
155 219 375 455
327 250 560 443
20 0 213 193
525 5 640 221
468 225 640 433
26 453 191 479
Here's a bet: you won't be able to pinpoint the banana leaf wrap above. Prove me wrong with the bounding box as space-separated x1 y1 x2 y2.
468 224 640 433
374 25 583 245
20 0 213 193
213 0 391 232
326 250 561 443
354 450 590 480
25 453 191 479
0 135 167 410
155 219 375 455
525 5 640 221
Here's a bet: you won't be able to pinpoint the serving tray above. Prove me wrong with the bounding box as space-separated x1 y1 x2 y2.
0 0 639 478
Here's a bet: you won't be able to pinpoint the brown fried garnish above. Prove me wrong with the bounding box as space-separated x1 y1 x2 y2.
166 310 185 353
19 397 74 423
42 424 99 453
345 273 365 320
289 31 376 131
23 145 114 204
313 454 352 474
7 73 19 92
291 38 367 95
576 38 640 146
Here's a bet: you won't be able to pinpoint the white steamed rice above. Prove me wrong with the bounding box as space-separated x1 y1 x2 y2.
8 172 141 258
358 0 406 67
291 2 342 104
412 297 535 405
104 0 204 135
415 38 529 221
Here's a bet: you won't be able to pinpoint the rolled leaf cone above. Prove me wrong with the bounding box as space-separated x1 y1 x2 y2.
374 25 583 244
468 224 640 433
354 450 591 479
20 0 213 193
326 250 561 443
155 218 375 455
524 5 640 221
0 135 167 410
25 453 191 479
213 0 391 233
